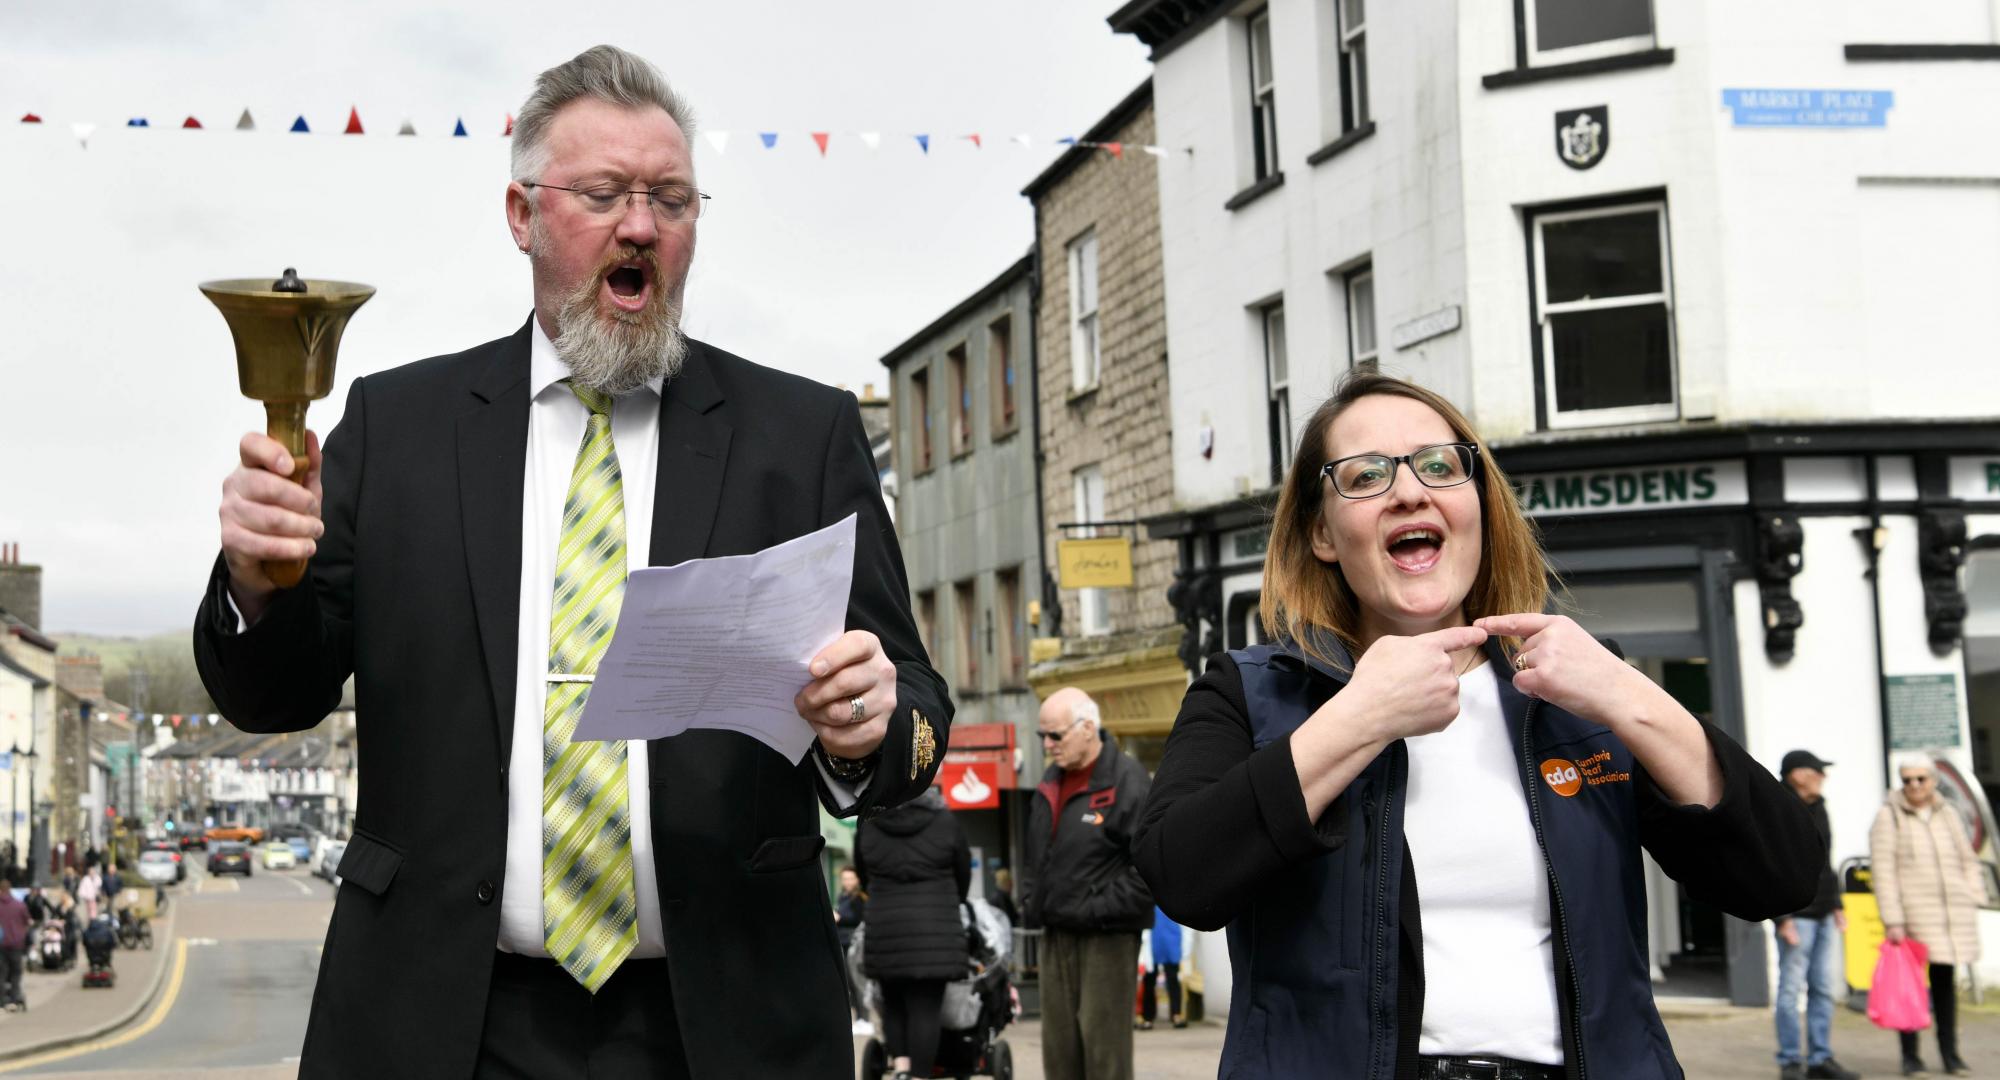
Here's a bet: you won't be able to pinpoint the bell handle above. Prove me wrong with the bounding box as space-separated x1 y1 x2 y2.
262 401 313 590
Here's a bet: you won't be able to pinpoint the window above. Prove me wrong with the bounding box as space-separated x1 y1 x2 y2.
916 589 937 660
1525 0 1653 65
1068 232 1101 391
996 567 1025 684
1337 0 1369 131
988 316 1017 436
908 366 933 474
1262 304 1291 485
955 579 979 688
1248 9 1280 181
1531 201 1677 428
948 344 971 456
1072 465 1109 636
1346 266 1377 369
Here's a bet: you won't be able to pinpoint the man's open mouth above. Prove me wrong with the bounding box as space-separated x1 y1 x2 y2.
1385 524 1444 573
604 261 650 309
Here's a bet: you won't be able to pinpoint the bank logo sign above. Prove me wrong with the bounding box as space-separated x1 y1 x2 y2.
1512 460 1748 517
1722 88 1893 128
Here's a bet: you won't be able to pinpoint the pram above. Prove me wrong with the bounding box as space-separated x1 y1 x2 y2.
80 914 117 988
33 919 68 973
854 897 1018 1080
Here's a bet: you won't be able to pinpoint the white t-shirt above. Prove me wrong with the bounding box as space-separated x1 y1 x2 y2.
1401 665 1564 1064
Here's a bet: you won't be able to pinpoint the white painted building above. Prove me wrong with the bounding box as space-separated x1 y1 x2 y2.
1111 0 2000 1007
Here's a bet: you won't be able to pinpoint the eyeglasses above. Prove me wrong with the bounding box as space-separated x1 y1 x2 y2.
1900 775 1933 786
1320 443 1478 500
522 181 710 223
1037 718 1081 744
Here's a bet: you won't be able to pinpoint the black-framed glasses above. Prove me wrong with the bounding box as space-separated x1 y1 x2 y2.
1037 717 1082 744
521 181 710 222
1901 774 1934 786
1320 442 1478 500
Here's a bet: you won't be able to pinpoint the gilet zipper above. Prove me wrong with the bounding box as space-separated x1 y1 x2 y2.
1519 698 1587 1078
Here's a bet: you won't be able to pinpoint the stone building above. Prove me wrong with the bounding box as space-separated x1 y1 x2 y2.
1021 79 1186 771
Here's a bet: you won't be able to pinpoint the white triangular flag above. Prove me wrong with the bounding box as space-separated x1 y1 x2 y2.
1142 145 1167 157
1011 133 1032 148
858 131 881 151
71 122 96 149
704 130 730 155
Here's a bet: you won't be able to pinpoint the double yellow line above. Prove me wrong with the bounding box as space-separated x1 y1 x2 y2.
0 938 189 1073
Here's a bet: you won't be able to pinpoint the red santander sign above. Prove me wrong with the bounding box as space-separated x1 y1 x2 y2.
941 761 1001 810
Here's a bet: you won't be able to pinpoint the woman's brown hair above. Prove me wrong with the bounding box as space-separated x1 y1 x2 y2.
1261 370 1550 669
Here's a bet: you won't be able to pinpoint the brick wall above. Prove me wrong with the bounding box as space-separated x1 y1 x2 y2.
1032 102 1179 639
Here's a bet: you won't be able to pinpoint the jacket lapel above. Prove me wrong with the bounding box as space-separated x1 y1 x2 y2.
648 340 731 568
458 319 532 765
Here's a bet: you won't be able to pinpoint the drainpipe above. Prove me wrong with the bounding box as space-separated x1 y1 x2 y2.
1859 457 1894 792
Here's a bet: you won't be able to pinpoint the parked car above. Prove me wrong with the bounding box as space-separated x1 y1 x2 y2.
137 850 180 887
141 841 187 882
315 841 346 886
206 825 264 845
208 842 252 876
260 841 296 870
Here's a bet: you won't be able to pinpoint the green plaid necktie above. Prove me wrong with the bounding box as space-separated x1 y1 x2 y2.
541 380 638 992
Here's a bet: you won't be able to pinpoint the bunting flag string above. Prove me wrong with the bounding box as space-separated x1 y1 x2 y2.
8 108 1188 160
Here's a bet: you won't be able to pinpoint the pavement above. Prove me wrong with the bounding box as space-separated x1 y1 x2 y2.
0 899 179 1068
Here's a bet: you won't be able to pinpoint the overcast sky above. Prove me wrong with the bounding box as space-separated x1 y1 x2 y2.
0 2 1152 637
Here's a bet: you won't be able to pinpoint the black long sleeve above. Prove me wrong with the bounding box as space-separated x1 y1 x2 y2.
1133 656 1346 932
1634 719 1821 920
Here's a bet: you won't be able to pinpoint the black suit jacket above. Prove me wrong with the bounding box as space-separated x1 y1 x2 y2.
193 320 951 1078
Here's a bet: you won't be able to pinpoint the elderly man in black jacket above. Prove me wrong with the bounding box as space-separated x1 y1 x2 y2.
1023 687 1153 1080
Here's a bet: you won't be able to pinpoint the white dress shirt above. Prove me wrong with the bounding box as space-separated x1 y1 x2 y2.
499 320 668 957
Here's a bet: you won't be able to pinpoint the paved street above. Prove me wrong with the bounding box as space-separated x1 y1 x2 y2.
0 856 331 1080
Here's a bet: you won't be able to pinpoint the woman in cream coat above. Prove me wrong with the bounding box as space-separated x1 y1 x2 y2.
1869 754 1984 1077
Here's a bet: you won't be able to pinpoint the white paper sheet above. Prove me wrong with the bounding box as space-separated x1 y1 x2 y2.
569 513 857 762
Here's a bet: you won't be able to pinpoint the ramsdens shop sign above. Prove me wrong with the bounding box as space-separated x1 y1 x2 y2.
1511 461 1748 517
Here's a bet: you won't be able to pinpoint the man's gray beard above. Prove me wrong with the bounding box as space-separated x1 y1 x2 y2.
536 238 687 395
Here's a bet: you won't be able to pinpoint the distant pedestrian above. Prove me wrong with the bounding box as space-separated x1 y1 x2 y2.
1024 687 1153 1080
0 879 28 1010
1870 753 1982 1077
102 863 123 906
1138 906 1185 1031
990 867 1020 928
75 866 101 922
1771 749 1858 1080
833 864 872 1036
857 787 971 1080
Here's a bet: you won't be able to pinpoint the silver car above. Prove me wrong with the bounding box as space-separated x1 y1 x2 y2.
137 849 179 886
316 841 346 886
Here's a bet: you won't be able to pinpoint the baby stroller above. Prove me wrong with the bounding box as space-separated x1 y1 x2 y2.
34 919 68 973
855 897 1018 1080
80 914 117 988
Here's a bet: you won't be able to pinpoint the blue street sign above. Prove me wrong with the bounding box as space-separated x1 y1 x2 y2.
1723 89 1893 128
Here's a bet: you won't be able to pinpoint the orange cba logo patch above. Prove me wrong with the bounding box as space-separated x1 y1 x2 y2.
1541 758 1583 797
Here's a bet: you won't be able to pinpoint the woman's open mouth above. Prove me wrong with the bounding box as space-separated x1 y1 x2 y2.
1385 525 1444 574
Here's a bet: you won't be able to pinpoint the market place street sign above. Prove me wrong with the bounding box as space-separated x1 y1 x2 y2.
1511 460 1748 517
1722 88 1893 128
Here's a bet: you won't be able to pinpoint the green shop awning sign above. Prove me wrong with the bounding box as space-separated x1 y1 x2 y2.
1511 460 1747 518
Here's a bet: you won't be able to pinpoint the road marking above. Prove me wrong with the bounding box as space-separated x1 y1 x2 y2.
282 874 314 898
0 938 188 1073
185 937 218 947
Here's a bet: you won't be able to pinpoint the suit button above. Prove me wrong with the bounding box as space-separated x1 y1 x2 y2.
475 880 496 905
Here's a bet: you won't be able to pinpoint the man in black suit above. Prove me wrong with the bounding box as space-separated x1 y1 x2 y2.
195 44 949 1078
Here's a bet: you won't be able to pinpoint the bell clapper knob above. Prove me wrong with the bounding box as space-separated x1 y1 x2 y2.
271 267 307 293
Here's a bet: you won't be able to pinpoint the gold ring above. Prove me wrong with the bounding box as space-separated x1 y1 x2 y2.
850 695 867 723
1513 653 1530 672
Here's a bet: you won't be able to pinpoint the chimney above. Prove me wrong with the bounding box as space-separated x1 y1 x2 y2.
863 382 876 402
0 544 42 631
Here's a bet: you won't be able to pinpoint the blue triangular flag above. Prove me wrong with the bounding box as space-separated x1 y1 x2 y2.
758 132 777 149
915 134 930 154
290 115 310 133
1056 136 1077 146
452 117 468 137
126 118 149 128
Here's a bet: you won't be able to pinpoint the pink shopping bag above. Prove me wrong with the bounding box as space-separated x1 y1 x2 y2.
1867 938 1932 1033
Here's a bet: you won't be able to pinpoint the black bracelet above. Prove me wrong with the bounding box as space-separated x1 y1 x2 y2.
818 745 879 781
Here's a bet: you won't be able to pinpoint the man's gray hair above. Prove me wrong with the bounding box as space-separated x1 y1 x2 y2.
1071 698 1101 730
511 45 697 185
1892 752 1938 779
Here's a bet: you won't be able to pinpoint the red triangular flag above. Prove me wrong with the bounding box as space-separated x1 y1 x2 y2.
810 132 829 157
966 134 982 149
502 113 514 136
344 107 364 135
182 116 203 129
19 113 42 124
1106 142 1124 159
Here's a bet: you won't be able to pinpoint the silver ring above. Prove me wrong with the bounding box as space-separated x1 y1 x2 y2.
849 695 866 723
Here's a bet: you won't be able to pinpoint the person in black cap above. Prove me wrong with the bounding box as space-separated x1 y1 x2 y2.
1773 750 1857 1080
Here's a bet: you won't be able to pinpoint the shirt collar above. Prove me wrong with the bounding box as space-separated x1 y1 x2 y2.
528 314 666 403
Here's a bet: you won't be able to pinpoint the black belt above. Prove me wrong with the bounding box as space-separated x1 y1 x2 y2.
1416 1053 1564 1080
